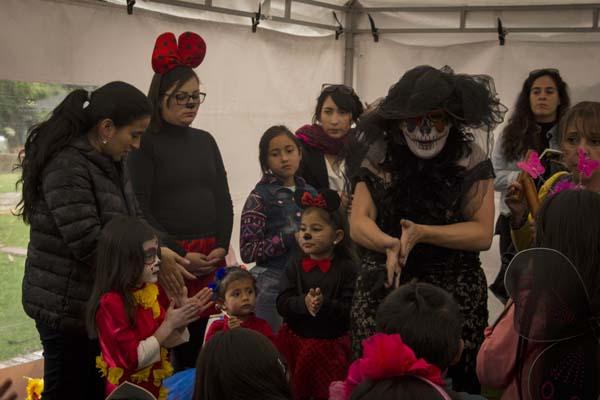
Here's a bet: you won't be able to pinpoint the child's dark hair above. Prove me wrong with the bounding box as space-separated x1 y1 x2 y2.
193 328 291 400
258 125 301 174
535 189 600 309
16 81 151 224
512 189 600 396
86 216 158 338
376 282 463 370
211 266 257 302
350 375 452 400
147 66 199 134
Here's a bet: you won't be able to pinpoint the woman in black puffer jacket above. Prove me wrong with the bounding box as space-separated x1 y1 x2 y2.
16 81 191 400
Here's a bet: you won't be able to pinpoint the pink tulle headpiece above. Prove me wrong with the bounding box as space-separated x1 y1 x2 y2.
329 333 448 400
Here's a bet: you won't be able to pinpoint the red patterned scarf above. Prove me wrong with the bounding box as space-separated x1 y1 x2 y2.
296 124 347 156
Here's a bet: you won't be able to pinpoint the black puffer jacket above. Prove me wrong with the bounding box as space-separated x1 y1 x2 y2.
22 137 141 333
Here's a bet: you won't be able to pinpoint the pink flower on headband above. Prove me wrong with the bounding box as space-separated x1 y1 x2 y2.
577 148 600 178
517 151 545 179
341 333 444 399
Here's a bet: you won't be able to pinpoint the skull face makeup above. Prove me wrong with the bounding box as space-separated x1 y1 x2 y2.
401 112 451 159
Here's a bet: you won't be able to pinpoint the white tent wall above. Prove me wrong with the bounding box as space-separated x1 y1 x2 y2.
354 36 600 117
0 0 345 260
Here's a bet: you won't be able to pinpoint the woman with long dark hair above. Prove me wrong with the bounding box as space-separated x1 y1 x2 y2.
17 81 189 399
296 84 365 206
489 69 570 300
128 32 234 370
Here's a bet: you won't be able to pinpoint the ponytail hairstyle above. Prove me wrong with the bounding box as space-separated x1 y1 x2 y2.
16 81 151 224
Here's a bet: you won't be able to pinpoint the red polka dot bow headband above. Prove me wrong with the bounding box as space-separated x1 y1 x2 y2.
151 32 206 75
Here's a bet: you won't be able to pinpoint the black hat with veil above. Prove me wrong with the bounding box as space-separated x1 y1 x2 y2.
360 65 505 155
355 65 506 239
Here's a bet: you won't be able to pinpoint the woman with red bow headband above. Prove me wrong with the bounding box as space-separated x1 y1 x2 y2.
128 32 234 371
276 188 359 400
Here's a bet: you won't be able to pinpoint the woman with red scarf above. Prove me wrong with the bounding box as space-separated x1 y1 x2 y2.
296 85 365 208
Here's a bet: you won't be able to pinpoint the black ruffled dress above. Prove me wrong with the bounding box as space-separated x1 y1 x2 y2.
350 139 493 393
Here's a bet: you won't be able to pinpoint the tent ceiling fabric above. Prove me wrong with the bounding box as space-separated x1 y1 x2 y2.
360 0 599 5
99 0 600 42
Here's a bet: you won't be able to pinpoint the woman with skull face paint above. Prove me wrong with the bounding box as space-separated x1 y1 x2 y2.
349 65 506 394
128 32 234 370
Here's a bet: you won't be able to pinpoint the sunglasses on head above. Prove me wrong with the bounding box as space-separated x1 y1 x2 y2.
404 110 448 132
321 83 355 96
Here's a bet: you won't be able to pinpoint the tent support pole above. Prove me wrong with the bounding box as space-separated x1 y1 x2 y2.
344 3 355 87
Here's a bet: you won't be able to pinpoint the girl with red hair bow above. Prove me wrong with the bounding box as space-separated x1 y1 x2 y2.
276 189 358 400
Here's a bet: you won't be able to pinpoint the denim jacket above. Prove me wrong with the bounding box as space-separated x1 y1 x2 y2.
240 174 316 271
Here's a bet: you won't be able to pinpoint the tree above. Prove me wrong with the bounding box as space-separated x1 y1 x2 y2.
0 80 71 151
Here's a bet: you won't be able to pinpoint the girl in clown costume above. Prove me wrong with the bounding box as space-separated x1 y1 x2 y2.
86 217 213 399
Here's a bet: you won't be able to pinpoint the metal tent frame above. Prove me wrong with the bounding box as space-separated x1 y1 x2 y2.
102 0 600 84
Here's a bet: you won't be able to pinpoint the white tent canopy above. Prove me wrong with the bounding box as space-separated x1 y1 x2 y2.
2 0 600 260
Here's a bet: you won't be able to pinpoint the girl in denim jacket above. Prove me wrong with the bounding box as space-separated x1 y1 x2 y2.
240 125 316 331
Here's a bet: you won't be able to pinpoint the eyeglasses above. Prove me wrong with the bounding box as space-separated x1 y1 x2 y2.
144 248 161 265
404 110 448 132
321 83 355 96
164 91 206 105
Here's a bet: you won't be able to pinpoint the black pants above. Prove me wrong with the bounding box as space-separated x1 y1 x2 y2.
170 317 209 371
489 214 515 304
36 320 104 400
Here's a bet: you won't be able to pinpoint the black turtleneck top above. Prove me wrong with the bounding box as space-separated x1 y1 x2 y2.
127 122 233 255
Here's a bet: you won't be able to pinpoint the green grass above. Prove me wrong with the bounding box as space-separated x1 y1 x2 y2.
0 254 39 361
0 174 34 360
0 214 29 249
0 173 20 194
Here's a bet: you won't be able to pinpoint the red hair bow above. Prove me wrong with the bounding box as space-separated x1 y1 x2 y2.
301 192 327 209
151 32 206 75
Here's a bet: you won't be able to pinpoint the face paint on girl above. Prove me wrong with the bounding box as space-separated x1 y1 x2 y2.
139 238 160 285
